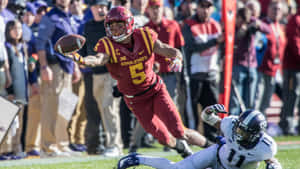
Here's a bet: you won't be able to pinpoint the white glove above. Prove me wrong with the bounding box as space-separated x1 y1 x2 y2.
169 57 182 72
203 104 227 114
266 159 282 169
201 104 226 126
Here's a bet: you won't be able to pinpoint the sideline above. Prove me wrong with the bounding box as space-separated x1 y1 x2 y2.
0 144 299 167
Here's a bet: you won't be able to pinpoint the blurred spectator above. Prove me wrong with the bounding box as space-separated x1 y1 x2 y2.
246 0 268 71
67 0 87 153
22 2 36 42
258 0 272 17
175 0 196 22
4 19 28 159
0 0 16 23
130 0 149 27
255 1 287 116
6 0 26 20
24 0 48 158
0 2 13 161
32 0 48 34
69 0 86 32
0 0 11 96
78 0 107 155
181 0 223 142
279 1 300 135
36 0 81 157
79 0 124 157
163 6 174 19
68 77 87 153
112 0 131 8
246 0 261 19
229 7 270 115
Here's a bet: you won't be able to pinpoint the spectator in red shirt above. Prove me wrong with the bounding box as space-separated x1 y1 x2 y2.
255 1 287 116
146 0 185 103
181 0 224 142
279 1 300 135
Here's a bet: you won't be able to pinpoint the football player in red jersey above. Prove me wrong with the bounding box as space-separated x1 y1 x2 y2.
77 6 212 157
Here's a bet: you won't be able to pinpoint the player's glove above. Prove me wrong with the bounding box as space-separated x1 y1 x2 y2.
169 57 182 72
66 52 85 64
266 159 282 169
266 163 282 169
201 104 226 126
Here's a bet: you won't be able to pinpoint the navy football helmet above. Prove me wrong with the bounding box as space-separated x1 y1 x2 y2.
233 110 267 149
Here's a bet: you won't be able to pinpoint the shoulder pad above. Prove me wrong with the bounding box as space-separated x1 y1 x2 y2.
257 135 277 160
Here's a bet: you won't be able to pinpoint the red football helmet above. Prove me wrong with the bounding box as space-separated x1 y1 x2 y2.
105 6 135 42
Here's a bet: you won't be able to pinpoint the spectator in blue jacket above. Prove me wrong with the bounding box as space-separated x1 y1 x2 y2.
36 0 81 157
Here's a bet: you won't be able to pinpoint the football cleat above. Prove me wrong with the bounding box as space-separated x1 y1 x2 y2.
117 153 140 169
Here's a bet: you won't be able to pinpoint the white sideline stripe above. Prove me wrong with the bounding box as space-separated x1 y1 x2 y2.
0 145 299 167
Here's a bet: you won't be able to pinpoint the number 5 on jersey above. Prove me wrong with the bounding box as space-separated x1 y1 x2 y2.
129 63 146 85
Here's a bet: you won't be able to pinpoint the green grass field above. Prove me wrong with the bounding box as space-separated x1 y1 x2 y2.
0 136 299 169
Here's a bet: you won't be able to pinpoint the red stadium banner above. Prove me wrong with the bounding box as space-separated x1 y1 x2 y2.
219 0 236 117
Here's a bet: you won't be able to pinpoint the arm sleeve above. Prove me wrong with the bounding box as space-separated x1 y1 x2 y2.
257 20 271 34
35 15 56 51
93 38 106 53
144 27 158 53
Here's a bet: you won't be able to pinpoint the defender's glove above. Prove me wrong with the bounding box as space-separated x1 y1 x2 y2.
266 159 282 169
201 104 226 126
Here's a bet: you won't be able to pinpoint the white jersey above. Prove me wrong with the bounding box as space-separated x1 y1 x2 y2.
218 116 277 169
137 116 278 169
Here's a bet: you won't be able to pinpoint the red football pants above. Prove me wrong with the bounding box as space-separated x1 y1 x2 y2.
124 85 185 145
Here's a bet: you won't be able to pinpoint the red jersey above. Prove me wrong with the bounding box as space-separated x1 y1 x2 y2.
94 27 159 96
259 19 287 76
146 18 185 73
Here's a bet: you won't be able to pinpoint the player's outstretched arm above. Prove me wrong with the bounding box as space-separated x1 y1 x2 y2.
265 158 282 169
153 39 182 59
201 104 227 130
70 52 110 67
153 40 183 72
83 53 110 66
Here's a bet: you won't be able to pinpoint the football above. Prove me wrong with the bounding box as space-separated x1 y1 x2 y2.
54 34 86 54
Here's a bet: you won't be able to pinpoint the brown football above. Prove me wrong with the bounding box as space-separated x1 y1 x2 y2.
54 34 86 54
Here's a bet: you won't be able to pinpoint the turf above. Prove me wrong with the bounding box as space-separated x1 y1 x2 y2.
0 136 299 169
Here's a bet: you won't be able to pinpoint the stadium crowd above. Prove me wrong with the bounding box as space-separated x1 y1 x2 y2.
0 0 299 161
